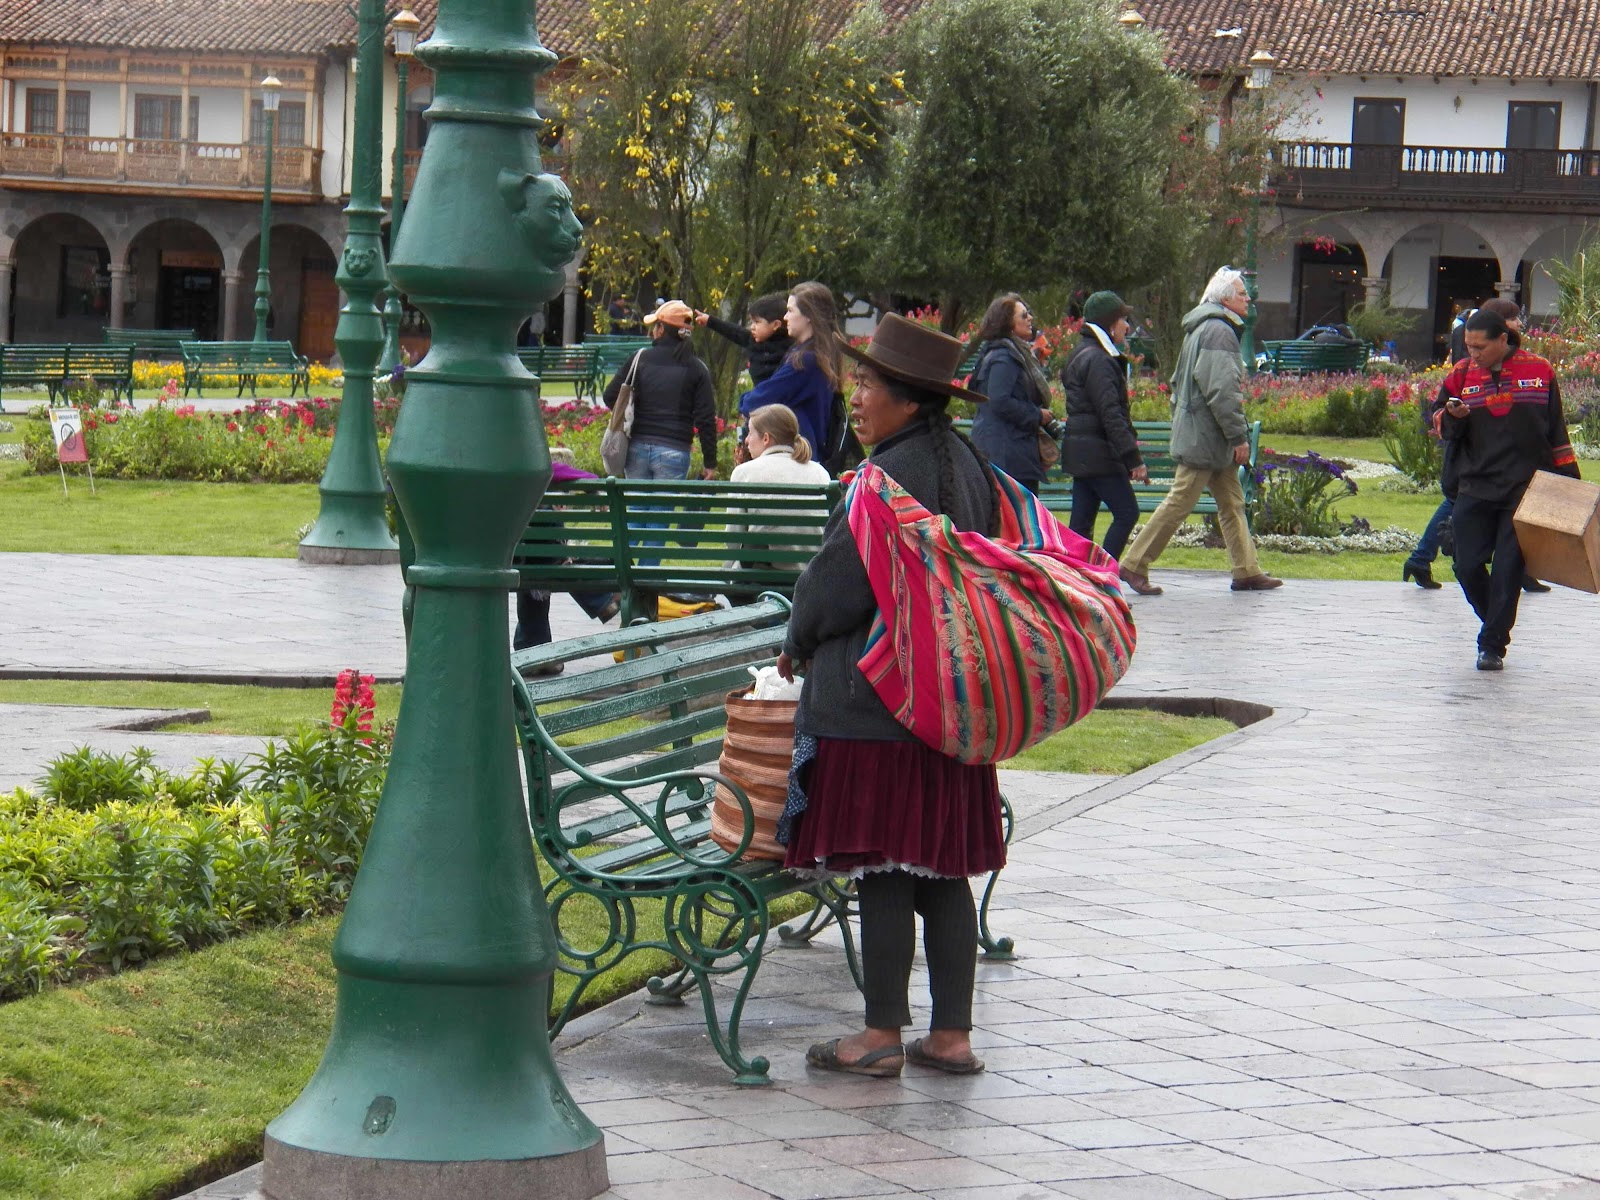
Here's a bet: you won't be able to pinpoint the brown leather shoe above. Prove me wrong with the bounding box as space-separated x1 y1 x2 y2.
1231 574 1283 591
1119 565 1163 596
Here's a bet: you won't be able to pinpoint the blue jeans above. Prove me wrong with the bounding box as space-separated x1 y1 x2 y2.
1409 496 1454 568
626 440 692 566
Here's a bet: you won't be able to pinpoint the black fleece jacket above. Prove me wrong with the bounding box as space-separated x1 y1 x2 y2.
602 339 719 468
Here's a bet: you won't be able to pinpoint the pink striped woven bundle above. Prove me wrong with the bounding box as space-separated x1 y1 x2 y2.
846 461 1137 765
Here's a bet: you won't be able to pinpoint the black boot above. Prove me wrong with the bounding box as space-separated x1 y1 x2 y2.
1522 575 1552 593
1402 562 1443 590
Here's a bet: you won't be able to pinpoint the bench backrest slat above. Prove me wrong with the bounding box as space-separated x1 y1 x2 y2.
513 597 791 866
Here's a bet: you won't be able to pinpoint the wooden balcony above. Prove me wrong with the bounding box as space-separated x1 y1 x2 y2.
0 133 323 198
1273 142 1600 213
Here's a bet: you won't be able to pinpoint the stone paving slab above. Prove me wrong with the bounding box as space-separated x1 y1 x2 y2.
123 567 1600 1198
0 703 267 792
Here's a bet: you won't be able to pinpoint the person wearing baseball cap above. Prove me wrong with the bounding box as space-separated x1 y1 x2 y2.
601 297 719 500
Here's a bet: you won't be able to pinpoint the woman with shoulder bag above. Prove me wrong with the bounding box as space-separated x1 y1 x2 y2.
1062 291 1146 560
776 315 1005 1079
970 293 1057 494
601 299 719 565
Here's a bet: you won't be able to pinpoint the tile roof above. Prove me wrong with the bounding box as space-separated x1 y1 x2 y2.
1138 0 1600 80
0 0 924 61
0 0 357 55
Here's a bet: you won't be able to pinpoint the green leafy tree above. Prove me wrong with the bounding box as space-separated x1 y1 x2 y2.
840 0 1191 333
1136 88 1285 370
554 0 896 402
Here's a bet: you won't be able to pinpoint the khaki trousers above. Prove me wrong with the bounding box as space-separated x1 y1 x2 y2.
1120 464 1262 580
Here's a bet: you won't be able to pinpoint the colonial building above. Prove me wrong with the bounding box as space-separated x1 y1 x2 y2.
0 0 463 357
1141 0 1600 360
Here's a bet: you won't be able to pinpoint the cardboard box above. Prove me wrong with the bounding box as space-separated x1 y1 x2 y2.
1513 470 1600 593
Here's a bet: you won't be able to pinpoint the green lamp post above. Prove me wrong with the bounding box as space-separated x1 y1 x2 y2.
378 8 420 374
261 0 605 1194
1240 46 1276 374
251 75 281 344
298 0 399 564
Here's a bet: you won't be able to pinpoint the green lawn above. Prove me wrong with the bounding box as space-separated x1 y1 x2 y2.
0 461 318 556
0 680 404 736
8 429 1573 576
0 680 1235 770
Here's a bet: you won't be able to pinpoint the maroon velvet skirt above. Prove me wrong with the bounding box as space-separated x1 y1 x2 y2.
782 736 1006 879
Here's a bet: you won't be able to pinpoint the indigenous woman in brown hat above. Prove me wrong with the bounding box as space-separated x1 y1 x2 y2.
776 313 1006 1078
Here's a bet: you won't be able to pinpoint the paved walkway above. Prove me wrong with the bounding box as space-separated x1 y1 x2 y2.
15 555 1600 1199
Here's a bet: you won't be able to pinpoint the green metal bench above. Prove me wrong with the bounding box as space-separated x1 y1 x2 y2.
0 343 134 408
179 339 310 398
1262 339 1372 375
956 418 1262 528
512 595 1014 1085
1036 419 1262 528
103 327 194 360
513 477 843 625
517 344 600 402
590 339 652 383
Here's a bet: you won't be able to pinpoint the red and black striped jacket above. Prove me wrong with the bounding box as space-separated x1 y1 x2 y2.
1434 348 1579 503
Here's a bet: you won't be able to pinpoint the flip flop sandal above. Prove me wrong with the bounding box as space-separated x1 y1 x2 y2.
906 1037 986 1075
805 1038 905 1078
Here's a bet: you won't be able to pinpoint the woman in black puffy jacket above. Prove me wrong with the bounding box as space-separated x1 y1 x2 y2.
1062 292 1146 559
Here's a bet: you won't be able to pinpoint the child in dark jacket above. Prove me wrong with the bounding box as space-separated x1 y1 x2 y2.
695 292 793 385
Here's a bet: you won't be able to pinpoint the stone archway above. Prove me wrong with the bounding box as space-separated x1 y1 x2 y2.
123 218 228 339
1382 219 1503 361
8 212 113 343
1516 223 1598 322
239 223 340 357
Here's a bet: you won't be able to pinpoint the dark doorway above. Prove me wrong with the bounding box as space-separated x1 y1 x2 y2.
158 267 220 340
1507 102 1561 150
1353 98 1405 145
1433 256 1499 361
1295 241 1366 333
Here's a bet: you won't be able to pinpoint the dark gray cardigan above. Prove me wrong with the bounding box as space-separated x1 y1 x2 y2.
783 418 995 742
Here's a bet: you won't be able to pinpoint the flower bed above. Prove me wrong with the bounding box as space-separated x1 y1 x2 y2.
0 713 387 1000
130 359 342 394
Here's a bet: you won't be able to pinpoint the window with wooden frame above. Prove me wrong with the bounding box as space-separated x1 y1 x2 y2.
133 94 183 141
1507 102 1561 150
250 98 307 147
64 91 90 136
25 88 57 134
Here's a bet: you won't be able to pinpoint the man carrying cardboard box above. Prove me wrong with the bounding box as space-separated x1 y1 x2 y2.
1436 309 1581 672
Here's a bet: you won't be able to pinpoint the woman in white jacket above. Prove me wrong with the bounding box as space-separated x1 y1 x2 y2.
727 404 831 581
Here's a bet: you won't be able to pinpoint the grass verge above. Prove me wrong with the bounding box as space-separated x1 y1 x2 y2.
0 889 813 1200
0 681 1237 768
0 461 318 557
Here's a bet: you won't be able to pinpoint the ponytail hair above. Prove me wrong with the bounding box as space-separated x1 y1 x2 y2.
748 403 813 464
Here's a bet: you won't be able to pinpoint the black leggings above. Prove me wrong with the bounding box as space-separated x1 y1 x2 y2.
857 870 978 1031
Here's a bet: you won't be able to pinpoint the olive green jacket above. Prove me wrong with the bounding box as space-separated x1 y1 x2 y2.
1169 302 1249 471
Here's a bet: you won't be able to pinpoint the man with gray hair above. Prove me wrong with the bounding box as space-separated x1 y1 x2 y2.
1117 267 1281 595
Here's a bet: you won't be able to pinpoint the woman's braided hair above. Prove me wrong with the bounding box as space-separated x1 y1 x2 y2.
882 376 1001 537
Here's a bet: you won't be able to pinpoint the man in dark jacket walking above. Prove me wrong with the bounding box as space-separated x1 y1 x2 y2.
1435 308 1580 670
1063 291 1147 559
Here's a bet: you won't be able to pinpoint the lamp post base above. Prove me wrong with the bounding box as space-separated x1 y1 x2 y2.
298 492 398 565
262 1138 608 1200
297 543 400 566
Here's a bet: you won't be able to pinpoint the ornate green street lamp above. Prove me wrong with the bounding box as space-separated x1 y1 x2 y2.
261 0 605 1194
1240 47 1276 373
251 75 281 344
298 0 398 564
378 8 420 374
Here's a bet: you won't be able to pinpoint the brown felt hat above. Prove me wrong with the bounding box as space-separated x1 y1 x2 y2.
840 313 987 403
